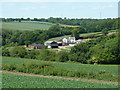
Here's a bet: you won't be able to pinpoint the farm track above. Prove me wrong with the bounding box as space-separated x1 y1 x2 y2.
1 70 119 85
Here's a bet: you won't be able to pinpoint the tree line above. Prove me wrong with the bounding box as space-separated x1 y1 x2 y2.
1 17 118 33
2 24 72 46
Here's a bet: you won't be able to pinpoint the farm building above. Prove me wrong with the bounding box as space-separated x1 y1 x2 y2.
62 37 76 45
55 39 63 46
76 39 86 44
44 41 58 48
28 43 44 49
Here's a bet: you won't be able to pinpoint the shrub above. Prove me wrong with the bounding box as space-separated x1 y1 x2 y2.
9 46 27 58
56 51 69 62
2 64 16 71
2 63 116 81
37 49 56 61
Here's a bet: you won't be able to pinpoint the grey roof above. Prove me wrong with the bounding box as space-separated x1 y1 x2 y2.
31 43 44 47
56 38 63 42
64 37 75 40
44 41 53 44
69 37 75 39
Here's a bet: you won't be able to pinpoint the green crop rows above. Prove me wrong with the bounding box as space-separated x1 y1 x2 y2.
1 21 53 31
2 73 118 88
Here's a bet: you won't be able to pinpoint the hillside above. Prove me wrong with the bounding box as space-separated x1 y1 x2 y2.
1 21 53 31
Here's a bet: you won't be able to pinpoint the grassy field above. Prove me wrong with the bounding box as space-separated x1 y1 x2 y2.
2 72 118 88
1 21 53 31
2 57 119 75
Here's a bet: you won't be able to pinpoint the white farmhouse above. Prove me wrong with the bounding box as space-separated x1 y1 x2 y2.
62 37 76 45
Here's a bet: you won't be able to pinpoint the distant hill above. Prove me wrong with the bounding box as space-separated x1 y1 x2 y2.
1 21 53 31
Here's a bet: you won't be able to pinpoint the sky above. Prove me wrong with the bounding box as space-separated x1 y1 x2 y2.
0 0 119 19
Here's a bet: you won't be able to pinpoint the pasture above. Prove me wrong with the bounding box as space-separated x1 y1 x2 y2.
1 21 53 31
2 72 118 88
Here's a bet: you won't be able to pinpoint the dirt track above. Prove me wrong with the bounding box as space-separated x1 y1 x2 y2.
1 70 119 85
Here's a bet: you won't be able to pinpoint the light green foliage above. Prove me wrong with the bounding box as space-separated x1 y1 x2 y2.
36 49 56 61
1 21 52 31
89 34 119 64
56 51 69 62
9 46 26 58
2 73 118 88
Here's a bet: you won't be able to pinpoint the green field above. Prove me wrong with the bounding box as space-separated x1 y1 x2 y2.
2 57 119 75
2 72 118 88
48 30 117 41
48 32 100 41
1 21 53 31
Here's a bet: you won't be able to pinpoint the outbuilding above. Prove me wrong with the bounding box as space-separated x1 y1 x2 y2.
44 41 58 48
28 43 44 49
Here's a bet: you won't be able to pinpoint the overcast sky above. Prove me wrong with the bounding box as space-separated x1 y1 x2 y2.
0 0 119 19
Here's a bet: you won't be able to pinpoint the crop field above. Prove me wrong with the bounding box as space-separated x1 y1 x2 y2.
2 72 118 88
1 21 53 31
48 30 116 41
2 57 119 75
48 32 101 41
59 24 80 28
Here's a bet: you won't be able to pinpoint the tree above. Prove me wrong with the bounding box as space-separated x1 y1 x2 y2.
72 29 80 39
96 51 116 64
37 49 56 61
10 46 26 58
25 41 31 47
77 26 86 33
57 51 69 62
49 24 60 31
102 28 108 36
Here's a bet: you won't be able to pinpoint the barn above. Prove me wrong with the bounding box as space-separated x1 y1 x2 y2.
44 41 58 48
28 43 44 49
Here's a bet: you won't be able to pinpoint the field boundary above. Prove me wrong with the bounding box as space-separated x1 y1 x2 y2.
1 70 118 85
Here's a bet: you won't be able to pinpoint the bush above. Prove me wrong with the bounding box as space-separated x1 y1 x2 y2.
2 48 10 56
56 51 69 62
2 64 16 71
37 49 56 61
9 46 27 58
25 50 39 59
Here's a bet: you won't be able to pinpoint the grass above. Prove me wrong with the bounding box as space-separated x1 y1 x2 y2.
2 57 119 75
2 72 118 88
1 21 53 31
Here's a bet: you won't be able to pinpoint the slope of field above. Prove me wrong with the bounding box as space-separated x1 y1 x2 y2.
2 72 118 88
2 57 118 75
1 21 53 31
